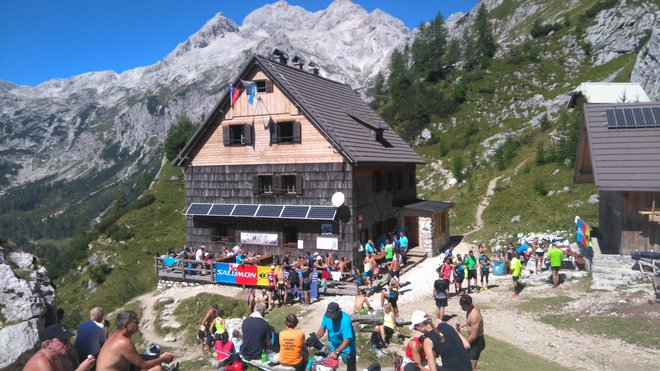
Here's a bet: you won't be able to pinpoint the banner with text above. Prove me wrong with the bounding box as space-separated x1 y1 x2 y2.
215 263 274 286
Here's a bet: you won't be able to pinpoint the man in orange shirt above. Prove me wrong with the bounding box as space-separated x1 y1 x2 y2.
278 314 306 371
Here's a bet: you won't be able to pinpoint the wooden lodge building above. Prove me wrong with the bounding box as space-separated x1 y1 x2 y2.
174 54 452 265
574 102 660 254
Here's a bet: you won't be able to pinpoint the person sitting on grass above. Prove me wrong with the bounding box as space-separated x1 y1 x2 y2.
402 336 426 371
279 314 307 371
211 309 226 336
212 331 235 367
353 289 373 314
240 302 272 361
373 303 398 347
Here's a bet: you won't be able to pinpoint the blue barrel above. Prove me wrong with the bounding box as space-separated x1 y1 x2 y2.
493 260 505 276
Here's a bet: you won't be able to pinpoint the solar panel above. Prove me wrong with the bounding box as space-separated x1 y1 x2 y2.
606 107 660 129
186 203 212 215
232 204 259 217
209 204 235 216
256 205 284 218
307 206 337 220
281 205 310 219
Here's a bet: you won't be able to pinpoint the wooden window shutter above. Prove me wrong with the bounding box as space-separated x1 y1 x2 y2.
270 123 278 144
292 121 301 143
243 124 252 145
223 126 230 146
265 80 273 93
273 174 283 195
295 174 303 195
252 175 260 195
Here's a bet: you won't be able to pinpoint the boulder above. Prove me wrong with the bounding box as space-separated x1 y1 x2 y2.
0 246 57 369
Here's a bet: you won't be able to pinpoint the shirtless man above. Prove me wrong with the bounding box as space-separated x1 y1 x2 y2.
199 304 218 352
96 311 174 371
24 324 96 371
456 295 485 370
388 252 401 278
276 263 286 306
336 257 349 273
353 289 372 314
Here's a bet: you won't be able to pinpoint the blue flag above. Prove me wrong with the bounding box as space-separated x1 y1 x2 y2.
241 80 256 105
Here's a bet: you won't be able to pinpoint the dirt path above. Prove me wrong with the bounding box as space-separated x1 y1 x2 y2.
131 285 244 361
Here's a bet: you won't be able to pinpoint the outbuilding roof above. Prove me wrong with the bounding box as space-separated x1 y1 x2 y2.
579 102 660 192
568 82 651 108
175 54 424 166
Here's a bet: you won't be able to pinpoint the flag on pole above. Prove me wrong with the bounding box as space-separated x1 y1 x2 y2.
574 216 591 247
229 83 242 108
241 80 256 105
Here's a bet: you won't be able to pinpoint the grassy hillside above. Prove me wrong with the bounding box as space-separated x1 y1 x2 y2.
56 163 186 328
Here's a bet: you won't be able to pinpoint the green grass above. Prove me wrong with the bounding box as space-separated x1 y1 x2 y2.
104 300 147 351
516 295 574 313
540 314 660 349
153 297 176 337
173 293 249 345
57 163 187 330
264 306 310 333
478 335 572 370
613 53 638 82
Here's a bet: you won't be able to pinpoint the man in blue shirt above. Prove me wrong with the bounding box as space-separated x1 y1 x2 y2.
399 232 409 265
75 306 107 360
365 239 375 255
315 302 356 371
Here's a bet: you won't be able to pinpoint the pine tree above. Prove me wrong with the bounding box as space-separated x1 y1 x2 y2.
466 4 496 69
164 115 197 161
386 48 412 102
368 72 387 108
411 13 448 82
444 38 461 68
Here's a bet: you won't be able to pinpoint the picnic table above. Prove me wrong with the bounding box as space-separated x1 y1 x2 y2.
242 254 274 265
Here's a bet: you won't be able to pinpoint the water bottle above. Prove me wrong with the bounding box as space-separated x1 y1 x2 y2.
261 349 267 362
305 357 314 371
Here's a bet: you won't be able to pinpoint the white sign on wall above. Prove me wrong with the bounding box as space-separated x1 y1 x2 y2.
316 236 338 250
240 232 278 246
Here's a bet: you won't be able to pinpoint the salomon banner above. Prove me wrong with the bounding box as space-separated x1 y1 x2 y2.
215 263 276 286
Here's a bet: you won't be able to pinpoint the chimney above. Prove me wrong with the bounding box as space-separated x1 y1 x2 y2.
308 61 320 76
272 48 289 64
292 56 304 70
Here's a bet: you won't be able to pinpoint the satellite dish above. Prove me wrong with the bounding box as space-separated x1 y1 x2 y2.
331 192 345 207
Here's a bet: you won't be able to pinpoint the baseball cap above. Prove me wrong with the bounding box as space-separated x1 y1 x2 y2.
316 256 323 261
270 265 275 270
40 324 73 342
324 302 341 320
409 310 430 330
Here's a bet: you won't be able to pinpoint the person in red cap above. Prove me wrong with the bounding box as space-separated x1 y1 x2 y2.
24 324 96 371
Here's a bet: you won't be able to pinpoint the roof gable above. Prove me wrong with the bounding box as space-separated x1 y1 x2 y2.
578 102 660 192
175 54 424 166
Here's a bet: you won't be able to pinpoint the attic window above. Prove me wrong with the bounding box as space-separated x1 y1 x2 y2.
256 80 273 93
375 129 384 143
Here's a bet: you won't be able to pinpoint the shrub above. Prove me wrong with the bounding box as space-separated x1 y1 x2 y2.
534 178 549 196
108 225 134 242
89 264 113 284
530 19 563 38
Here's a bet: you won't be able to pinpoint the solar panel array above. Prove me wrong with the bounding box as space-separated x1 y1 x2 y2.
183 203 336 220
606 107 660 129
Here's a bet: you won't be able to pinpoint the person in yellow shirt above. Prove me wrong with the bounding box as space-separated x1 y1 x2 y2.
510 255 522 297
279 314 306 371
547 244 565 287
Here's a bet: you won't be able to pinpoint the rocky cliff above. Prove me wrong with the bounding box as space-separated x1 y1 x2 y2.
0 244 57 370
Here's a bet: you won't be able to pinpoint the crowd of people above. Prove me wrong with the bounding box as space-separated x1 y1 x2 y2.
23 307 175 371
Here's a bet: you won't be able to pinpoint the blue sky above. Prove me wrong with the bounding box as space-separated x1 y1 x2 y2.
0 0 478 86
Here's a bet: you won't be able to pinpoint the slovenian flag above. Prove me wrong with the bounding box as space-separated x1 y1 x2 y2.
575 216 591 247
241 80 256 105
230 83 242 108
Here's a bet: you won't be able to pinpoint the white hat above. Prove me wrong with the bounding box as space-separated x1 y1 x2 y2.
410 310 430 330
316 256 322 261
334 260 339 264
313 252 319 256
270 265 275 270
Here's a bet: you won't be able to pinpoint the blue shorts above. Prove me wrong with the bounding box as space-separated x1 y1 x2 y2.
364 270 373 278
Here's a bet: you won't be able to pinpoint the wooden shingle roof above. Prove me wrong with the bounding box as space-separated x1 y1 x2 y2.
581 102 660 192
175 55 424 166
